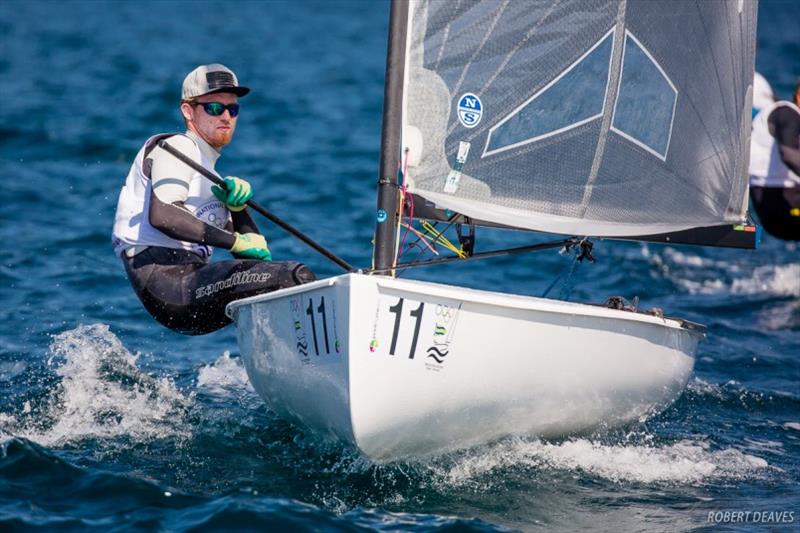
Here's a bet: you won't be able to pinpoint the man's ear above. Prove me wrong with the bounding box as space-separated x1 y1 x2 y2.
180 102 194 122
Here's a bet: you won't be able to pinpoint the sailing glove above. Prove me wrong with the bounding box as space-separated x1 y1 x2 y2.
212 176 253 212
231 232 272 261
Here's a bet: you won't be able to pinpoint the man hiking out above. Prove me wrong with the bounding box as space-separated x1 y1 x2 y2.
749 79 800 241
112 64 315 334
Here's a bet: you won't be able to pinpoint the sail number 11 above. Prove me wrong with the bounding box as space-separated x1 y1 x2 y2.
388 298 425 359
306 296 331 356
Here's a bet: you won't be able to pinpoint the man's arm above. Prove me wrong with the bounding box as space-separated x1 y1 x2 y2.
768 106 800 175
149 191 236 249
147 135 236 249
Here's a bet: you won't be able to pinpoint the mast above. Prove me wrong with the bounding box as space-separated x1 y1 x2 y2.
372 0 410 275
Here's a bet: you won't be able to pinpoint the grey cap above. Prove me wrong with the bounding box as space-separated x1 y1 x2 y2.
181 64 250 100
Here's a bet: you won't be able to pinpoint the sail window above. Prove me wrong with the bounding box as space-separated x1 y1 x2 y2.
483 29 614 157
610 31 677 161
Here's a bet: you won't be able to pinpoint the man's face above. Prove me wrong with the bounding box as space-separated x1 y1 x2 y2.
181 92 239 150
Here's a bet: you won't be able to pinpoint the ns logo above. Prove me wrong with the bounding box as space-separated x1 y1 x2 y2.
457 93 483 128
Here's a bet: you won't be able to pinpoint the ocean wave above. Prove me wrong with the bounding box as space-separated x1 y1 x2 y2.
0 324 192 448
685 378 799 409
640 245 800 298
2 438 503 533
678 263 799 297
661 248 737 271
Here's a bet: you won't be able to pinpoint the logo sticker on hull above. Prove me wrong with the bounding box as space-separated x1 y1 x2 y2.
290 297 310 364
424 303 462 372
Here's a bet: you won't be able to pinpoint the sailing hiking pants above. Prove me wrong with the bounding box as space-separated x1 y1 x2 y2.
123 246 316 335
750 186 800 241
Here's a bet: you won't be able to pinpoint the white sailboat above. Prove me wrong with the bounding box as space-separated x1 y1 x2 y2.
226 0 758 462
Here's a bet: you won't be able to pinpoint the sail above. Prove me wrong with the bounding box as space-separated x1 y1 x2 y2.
401 0 757 237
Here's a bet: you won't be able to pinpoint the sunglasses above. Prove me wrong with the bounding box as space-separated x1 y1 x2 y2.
193 101 240 118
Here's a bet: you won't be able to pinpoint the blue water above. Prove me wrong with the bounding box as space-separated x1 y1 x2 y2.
1 1 798 531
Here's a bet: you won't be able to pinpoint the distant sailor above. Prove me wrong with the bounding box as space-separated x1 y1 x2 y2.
112 64 315 334
749 79 800 241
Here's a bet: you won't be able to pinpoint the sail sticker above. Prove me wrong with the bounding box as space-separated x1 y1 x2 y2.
457 93 483 128
376 209 388 223
444 141 471 194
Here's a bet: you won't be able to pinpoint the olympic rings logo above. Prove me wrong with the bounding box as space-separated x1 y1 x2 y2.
435 304 455 322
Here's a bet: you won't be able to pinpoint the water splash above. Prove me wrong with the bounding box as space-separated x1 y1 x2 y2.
431 435 769 487
196 351 254 396
0 324 192 447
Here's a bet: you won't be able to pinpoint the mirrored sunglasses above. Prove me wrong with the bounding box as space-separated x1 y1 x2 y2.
194 101 240 117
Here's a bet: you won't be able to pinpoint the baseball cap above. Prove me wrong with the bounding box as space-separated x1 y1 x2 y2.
182 64 250 100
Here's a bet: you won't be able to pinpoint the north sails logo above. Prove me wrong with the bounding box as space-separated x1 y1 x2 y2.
195 271 272 298
457 93 482 128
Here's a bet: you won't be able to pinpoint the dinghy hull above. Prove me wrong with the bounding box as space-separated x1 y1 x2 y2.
227 273 699 462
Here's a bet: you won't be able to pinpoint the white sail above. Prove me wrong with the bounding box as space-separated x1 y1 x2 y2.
402 0 757 237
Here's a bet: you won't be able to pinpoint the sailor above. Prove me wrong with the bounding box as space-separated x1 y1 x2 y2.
749 79 800 241
112 64 315 335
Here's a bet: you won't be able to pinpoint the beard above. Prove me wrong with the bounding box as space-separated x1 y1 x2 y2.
202 125 235 149
213 129 234 147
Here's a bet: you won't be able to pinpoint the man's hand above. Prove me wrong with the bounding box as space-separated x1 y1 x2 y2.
212 176 253 212
230 232 272 261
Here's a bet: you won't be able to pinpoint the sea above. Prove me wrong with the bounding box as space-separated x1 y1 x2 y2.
1 1 798 531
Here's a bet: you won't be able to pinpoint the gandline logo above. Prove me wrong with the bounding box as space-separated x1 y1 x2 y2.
196 272 272 298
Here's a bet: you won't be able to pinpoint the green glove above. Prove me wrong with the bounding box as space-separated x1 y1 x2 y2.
231 232 272 261
212 176 253 212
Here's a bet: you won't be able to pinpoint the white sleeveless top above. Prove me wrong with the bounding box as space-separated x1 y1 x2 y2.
112 133 231 258
749 101 800 188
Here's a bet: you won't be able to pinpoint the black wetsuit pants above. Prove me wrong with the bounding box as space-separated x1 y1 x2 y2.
750 186 800 241
123 247 316 335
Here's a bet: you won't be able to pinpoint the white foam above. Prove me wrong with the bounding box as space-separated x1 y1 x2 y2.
662 248 726 269
642 245 799 298
196 351 254 395
676 263 800 297
756 299 800 330
784 422 800 431
3 324 192 447
435 436 769 486
676 278 727 295
0 413 15 440
730 264 800 297
687 378 727 399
